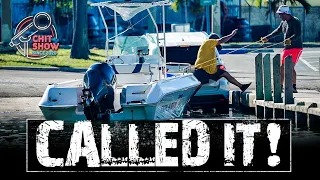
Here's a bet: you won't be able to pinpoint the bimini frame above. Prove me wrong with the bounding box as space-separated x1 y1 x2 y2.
90 0 172 80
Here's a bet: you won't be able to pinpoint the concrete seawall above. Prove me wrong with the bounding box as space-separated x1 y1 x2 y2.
229 90 320 130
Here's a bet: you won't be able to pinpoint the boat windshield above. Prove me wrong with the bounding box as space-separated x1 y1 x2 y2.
112 35 160 56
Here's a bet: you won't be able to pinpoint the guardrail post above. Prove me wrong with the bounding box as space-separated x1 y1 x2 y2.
255 53 264 118
273 54 283 118
263 54 273 119
284 55 294 120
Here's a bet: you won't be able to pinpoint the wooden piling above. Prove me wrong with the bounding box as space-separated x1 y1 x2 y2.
255 53 264 101
232 91 241 112
263 54 273 119
284 56 294 104
274 108 284 119
273 54 282 103
255 53 264 118
284 56 294 120
263 54 272 101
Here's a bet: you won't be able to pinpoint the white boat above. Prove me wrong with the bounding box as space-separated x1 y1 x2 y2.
156 31 230 113
38 0 201 121
112 31 230 113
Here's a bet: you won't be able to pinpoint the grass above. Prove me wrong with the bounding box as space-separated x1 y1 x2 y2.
0 48 113 68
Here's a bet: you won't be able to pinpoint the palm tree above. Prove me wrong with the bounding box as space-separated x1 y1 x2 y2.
171 0 204 30
1 0 13 43
171 0 191 24
70 0 89 59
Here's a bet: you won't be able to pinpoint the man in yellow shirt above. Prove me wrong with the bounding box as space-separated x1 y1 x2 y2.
193 29 251 92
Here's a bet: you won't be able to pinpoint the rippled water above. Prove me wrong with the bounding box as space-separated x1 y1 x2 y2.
0 108 319 173
0 108 319 150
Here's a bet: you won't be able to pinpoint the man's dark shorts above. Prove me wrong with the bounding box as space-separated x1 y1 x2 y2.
193 68 226 84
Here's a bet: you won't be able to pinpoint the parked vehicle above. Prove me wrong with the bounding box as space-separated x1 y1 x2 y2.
222 16 252 42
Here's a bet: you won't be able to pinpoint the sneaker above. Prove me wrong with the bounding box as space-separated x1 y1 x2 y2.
293 88 298 93
240 82 252 92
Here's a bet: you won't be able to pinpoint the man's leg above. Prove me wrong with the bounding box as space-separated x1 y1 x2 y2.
220 71 242 88
292 49 302 93
280 61 298 92
292 63 297 93
219 71 251 92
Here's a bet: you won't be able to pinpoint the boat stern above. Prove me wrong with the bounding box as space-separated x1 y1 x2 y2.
38 80 86 120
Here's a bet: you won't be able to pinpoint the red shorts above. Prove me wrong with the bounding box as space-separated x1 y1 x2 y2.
281 48 303 65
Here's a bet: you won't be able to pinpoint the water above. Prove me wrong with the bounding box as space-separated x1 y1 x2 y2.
0 108 319 173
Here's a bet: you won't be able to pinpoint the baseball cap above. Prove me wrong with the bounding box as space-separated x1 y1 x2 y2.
276 5 291 15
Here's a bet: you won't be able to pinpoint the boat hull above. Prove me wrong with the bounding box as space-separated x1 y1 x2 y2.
38 80 86 121
39 106 86 121
39 74 200 121
110 84 199 121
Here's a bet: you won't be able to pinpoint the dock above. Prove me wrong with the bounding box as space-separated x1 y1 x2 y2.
230 53 320 130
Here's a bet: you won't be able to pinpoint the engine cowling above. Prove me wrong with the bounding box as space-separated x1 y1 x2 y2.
81 62 116 121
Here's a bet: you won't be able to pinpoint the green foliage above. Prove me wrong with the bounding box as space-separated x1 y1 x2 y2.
26 0 73 16
171 0 188 13
246 0 311 14
171 0 205 15
189 0 205 15
26 0 73 27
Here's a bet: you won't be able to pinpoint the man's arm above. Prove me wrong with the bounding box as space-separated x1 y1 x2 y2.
262 21 283 41
291 19 301 41
217 29 238 45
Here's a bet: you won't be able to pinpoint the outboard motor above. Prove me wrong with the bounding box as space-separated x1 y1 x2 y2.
81 62 116 121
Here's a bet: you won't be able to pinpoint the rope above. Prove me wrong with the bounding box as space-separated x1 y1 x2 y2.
219 34 282 55
195 34 295 70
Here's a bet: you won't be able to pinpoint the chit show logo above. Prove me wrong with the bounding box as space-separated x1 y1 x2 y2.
9 12 60 60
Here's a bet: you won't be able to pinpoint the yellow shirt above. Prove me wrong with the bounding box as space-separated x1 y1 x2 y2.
194 39 218 74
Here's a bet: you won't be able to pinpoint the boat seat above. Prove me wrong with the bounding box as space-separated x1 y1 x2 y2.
120 83 154 104
111 63 152 75
111 63 154 87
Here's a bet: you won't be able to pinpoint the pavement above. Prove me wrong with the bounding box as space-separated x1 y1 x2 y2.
1 47 319 119
0 66 88 72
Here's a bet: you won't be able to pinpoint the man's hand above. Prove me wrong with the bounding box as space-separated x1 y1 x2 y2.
284 39 292 46
231 29 238 36
218 29 238 45
261 37 268 42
